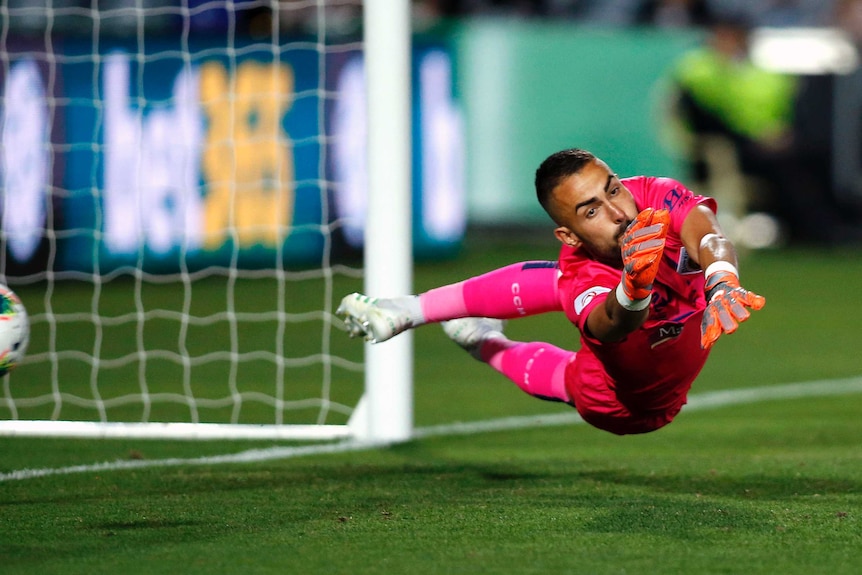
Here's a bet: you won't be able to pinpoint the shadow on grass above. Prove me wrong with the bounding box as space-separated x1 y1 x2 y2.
3 453 859 563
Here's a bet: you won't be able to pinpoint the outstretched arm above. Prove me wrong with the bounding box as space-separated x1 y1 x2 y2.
680 204 737 274
680 205 766 349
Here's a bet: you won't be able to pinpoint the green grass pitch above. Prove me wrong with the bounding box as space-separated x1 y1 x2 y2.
1 235 861 574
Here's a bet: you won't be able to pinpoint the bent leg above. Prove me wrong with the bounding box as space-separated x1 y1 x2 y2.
479 337 575 404
465 331 680 433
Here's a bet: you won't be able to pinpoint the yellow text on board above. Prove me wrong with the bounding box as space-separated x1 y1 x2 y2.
200 60 295 248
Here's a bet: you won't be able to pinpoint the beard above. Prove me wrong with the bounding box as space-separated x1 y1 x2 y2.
582 241 623 268
582 221 630 268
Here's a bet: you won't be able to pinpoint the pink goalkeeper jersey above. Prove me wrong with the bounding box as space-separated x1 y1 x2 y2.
557 176 717 423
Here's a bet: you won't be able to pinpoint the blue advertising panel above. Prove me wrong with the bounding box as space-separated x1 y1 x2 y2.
327 40 466 260
0 38 63 277
0 36 466 276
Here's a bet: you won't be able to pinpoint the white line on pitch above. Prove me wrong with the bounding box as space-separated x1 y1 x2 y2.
2 376 861 482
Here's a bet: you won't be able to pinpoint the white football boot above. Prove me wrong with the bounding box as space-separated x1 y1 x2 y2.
337 293 414 343
441 317 506 361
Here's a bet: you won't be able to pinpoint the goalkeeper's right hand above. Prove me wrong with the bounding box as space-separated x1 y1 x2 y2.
617 208 670 310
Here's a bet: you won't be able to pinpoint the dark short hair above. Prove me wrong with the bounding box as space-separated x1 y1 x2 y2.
535 148 596 219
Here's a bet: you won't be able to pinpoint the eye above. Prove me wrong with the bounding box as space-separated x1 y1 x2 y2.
608 186 619 196
585 207 597 218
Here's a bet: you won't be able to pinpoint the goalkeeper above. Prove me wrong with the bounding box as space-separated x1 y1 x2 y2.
338 148 765 435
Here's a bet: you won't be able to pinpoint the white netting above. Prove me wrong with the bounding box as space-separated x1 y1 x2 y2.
0 1 375 434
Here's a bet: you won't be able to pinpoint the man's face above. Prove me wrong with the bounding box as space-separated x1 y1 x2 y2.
549 159 638 266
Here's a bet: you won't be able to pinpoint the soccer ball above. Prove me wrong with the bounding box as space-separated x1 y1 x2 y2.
0 284 29 376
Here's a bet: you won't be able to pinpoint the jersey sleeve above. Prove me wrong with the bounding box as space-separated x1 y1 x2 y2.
625 176 717 238
557 248 619 338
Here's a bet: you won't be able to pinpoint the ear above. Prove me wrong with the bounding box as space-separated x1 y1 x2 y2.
554 226 581 249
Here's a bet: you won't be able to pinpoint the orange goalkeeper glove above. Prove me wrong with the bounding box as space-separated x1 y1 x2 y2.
700 265 766 349
617 208 670 311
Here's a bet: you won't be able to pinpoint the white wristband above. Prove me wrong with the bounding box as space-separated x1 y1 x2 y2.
704 261 738 279
615 283 651 311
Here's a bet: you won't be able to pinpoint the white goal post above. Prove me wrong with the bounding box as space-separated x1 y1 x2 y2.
355 0 414 443
0 0 417 442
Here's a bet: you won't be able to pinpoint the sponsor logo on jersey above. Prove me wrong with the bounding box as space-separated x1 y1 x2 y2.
676 246 702 275
574 286 612 315
649 322 684 348
662 186 689 213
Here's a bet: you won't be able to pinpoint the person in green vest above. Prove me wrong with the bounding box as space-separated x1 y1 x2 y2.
674 15 796 149
671 12 860 244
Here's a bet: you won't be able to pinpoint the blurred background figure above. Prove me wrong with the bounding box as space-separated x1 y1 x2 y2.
668 10 861 246
747 0 834 28
93 0 179 37
818 0 862 228
3 0 78 35
634 0 713 29
276 0 363 37
184 0 276 38
836 0 862 42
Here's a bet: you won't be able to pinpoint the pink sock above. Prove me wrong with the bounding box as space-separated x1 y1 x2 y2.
482 339 574 404
419 261 561 322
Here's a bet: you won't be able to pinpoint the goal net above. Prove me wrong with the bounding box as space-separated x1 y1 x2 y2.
0 0 462 441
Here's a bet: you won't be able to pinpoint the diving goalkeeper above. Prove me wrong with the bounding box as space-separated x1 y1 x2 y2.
338 148 765 435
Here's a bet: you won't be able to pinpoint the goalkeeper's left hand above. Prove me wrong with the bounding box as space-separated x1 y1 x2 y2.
620 208 670 305
700 268 766 349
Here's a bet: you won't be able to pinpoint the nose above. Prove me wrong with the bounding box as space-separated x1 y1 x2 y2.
608 200 626 222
